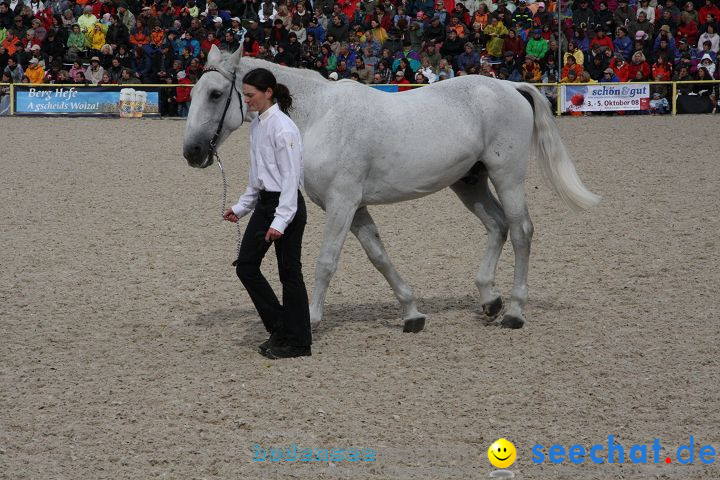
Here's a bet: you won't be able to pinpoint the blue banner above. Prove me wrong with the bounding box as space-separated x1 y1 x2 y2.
370 85 399 92
14 85 160 116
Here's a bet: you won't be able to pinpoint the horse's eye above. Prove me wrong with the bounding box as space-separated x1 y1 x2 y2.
210 90 223 100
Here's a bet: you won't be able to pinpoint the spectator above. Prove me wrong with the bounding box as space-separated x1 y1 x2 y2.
636 0 655 25
73 70 89 85
98 71 113 85
174 69 191 116
573 0 595 31
614 26 633 59
564 41 585 66
699 0 720 26
503 28 525 58
613 0 633 32
601 66 620 82
591 28 614 52
587 51 608 79
106 15 129 50
652 54 673 79
676 11 699 46
88 22 106 54
484 16 507 58
698 52 716 76
117 66 140 84
594 2 613 34
351 56 372 83
633 11 654 39
391 68 411 90
627 50 651 79
24 56 43 82
326 14 348 42
436 57 454 79
77 5 97 33
560 68 579 83
117 3 136 33
697 24 719 53
526 28 548 59
562 54 584 78
649 91 670 114
418 57 437 82
521 54 541 81
85 55 104 84
501 50 522 81
66 23 88 58
441 29 464 65
457 41 480 71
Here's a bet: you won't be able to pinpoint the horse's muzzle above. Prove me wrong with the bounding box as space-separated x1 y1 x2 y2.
183 143 213 168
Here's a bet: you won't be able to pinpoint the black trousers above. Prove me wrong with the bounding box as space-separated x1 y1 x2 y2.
235 190 312 347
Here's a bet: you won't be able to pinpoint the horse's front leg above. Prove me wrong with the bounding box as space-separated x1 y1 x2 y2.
309 191 361 328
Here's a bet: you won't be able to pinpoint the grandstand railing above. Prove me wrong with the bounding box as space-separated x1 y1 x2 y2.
1 80 718 117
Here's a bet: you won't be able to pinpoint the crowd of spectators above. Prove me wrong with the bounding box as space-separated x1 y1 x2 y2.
1 0 719 115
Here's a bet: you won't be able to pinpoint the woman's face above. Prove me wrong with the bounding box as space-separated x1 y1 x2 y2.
242 83 273 112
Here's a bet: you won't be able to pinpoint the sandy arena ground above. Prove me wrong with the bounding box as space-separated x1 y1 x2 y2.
1 116 719 480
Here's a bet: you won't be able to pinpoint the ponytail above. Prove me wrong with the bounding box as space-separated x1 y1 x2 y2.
273 83 293 114
242 67 294 114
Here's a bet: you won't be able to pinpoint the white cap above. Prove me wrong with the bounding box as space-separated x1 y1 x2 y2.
213 16 223 23
328 72 338 80
177 70 186 79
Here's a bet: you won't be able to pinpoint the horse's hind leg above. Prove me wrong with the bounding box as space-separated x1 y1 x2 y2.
451 170 508 319
487 169 534 329
351 207 425 333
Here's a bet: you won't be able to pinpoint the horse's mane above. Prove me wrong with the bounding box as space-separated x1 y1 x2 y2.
219 52 327 83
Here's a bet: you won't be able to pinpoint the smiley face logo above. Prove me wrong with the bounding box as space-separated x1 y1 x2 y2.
488 438 516 469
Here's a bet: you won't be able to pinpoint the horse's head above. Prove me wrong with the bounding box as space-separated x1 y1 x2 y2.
183 45 246 168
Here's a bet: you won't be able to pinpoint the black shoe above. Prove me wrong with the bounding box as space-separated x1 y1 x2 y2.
260 344 311 359
258 332 284 354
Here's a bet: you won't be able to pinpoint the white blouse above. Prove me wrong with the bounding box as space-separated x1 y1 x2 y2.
231 103 304 233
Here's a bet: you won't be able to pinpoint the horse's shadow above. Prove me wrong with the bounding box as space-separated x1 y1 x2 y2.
191 294 568 348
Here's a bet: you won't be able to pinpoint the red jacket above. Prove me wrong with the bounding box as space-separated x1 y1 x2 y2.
611 57 630 81
392 77 411 92
676 20 699 46
590 35 614 52
201 38 221 53
698 4 720 24
627 61 650 80
175 77 192 103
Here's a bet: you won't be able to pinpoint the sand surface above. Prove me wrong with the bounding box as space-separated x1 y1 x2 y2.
1 116 719 479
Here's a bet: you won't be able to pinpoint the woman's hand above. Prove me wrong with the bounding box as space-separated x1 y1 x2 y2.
223 208 239 223
265 228 282 242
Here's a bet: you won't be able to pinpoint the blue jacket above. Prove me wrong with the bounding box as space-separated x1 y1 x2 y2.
613 36 633 60
306 24 325 44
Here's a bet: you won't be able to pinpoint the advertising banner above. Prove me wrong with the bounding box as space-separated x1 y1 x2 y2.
13 85 160 116
563 84 650 112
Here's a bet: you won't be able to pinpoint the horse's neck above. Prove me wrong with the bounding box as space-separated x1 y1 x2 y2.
236 59 325 132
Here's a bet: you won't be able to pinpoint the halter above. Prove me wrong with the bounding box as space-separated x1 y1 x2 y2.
202 64 245 265
203 65 245 161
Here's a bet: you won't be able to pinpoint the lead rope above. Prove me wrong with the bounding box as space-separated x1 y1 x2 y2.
216 155 242 266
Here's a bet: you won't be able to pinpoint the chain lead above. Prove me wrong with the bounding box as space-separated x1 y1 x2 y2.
216 154 242 265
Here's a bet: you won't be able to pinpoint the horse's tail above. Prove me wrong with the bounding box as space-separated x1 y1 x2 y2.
513 82 601 211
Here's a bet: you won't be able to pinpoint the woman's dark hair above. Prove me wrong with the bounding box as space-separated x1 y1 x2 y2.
242 68 293 114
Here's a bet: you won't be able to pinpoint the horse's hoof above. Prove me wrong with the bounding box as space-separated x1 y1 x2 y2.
482 297 503 318
501 315 524 329
403 317 426 333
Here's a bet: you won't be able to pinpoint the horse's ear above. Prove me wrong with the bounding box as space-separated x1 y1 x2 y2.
229 43 243 72
207 44 222 67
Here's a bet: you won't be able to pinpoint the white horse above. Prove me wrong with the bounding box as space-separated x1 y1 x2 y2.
183 45 600 331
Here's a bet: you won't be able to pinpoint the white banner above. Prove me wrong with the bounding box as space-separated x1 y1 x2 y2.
563 84 651 112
